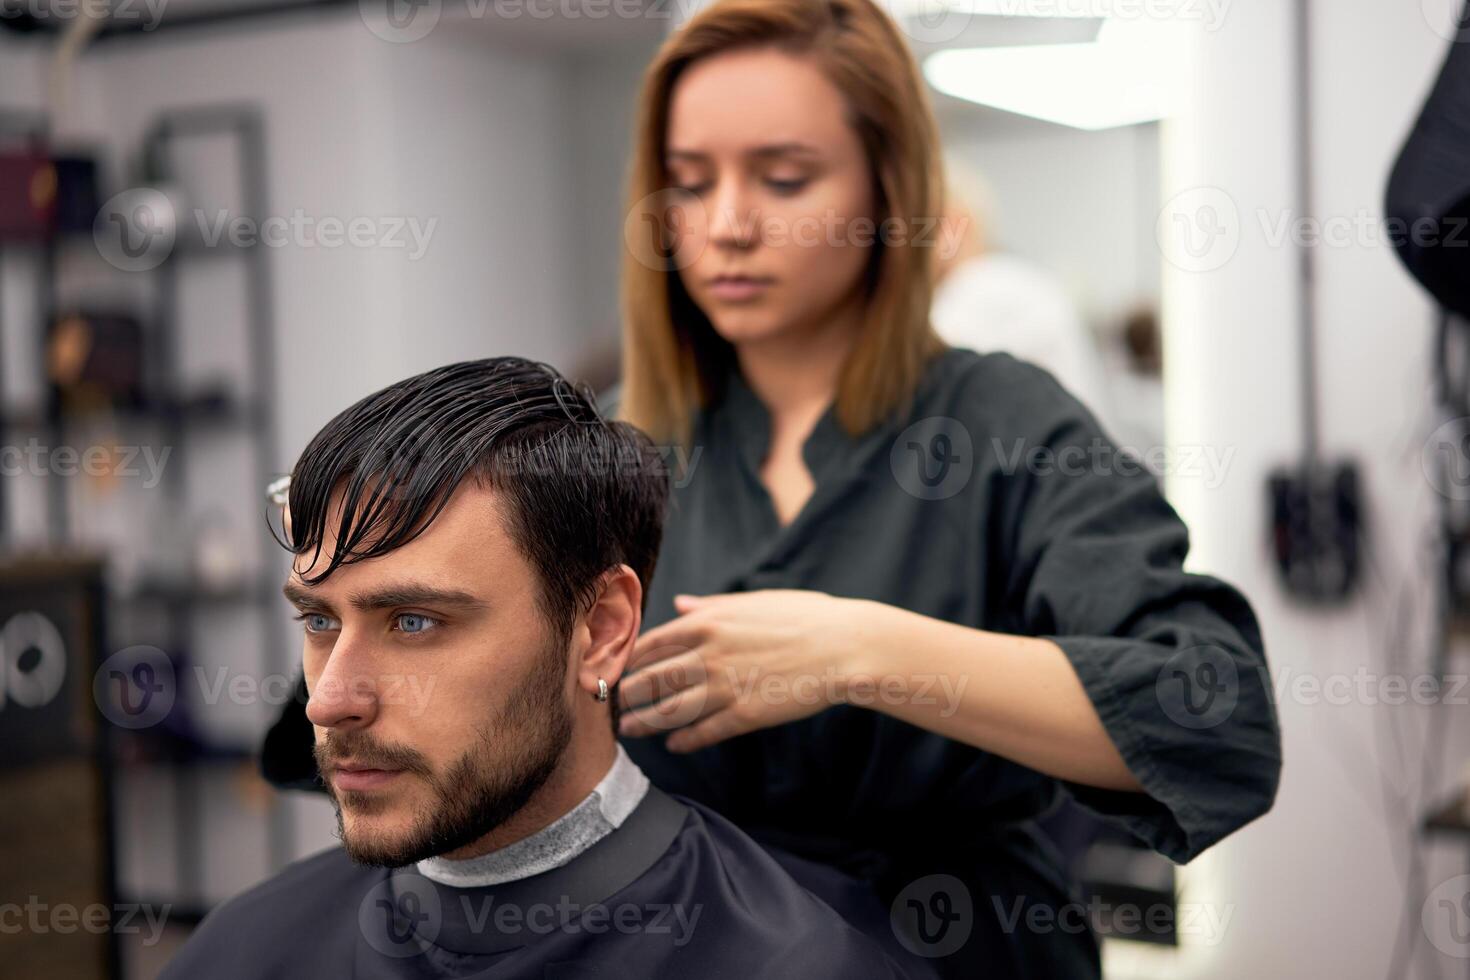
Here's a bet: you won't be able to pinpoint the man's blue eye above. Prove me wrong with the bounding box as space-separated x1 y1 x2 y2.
395 614 437 635
300 613 337 633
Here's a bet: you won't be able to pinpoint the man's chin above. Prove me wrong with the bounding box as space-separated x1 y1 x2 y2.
332 794 432 867
339 818 431 868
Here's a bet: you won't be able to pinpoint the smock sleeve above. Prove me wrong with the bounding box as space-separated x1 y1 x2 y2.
990 359 1282 864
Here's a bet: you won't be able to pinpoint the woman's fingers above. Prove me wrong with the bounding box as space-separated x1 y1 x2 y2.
664 708 750 754
618 650 707 711
628 617 707 672
617 684 715 738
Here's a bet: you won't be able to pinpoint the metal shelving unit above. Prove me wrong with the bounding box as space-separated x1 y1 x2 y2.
0 104 294 953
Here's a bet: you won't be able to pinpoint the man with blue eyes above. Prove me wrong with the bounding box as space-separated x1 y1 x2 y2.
157 357 933 980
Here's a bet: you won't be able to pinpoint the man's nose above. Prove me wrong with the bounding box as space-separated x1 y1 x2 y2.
304 637 381 730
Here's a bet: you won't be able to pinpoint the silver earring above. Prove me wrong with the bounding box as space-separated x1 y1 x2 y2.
595 678 609 703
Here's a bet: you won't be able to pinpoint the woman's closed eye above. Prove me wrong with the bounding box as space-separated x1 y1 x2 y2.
666 175 810 197
763 176 809 195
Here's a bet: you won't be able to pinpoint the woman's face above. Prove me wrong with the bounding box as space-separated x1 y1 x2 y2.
663 46 877 347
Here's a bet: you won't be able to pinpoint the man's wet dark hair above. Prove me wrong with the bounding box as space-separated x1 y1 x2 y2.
278 357 669 646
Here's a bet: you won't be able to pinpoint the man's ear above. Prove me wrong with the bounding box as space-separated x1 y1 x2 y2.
577 565 642 696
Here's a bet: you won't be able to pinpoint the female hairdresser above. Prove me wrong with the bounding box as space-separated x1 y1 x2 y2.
611 0 1282 975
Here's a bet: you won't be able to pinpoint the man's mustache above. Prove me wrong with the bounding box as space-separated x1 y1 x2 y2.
314 732 432 775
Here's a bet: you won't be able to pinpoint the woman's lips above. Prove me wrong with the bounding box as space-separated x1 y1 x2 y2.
706 277 774 302
333 767 402 791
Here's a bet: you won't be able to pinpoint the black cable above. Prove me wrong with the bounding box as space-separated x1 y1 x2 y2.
1293 0 1321 464
1377 317 1468 976
1375 530 1446 979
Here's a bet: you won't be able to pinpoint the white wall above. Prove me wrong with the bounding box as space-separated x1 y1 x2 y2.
1142 2 1467 978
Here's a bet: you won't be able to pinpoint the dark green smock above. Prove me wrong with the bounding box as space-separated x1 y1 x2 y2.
616 346 1282 978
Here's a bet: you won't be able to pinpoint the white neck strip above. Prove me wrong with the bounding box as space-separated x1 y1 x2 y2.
414 744 650 888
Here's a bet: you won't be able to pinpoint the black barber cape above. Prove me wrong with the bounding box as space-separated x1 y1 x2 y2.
158 787 935 979
621 347 1283 978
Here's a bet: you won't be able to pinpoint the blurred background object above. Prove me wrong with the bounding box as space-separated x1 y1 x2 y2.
0 558 114 978
930 159 1116 425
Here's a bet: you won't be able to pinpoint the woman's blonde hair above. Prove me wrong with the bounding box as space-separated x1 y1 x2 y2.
618 0 948 446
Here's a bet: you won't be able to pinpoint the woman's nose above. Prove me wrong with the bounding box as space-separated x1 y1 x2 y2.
707 176 759 250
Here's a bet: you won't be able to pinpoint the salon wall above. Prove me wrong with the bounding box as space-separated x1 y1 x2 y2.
1151 2 1465 978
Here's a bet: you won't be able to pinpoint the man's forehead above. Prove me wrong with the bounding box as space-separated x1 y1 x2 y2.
290 480 520 586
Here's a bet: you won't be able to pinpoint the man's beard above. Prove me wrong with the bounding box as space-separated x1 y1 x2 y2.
314 631 573 868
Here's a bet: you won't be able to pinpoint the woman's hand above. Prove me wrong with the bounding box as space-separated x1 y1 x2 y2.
617 589 875 753
618 589 1145 792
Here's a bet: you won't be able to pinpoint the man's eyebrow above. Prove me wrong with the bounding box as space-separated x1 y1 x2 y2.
345 585 488 612
283 581 332 612
281 581 488 613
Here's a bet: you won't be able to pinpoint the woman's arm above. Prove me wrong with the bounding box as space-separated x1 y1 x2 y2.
619 589 1143 792
844 600 1144 792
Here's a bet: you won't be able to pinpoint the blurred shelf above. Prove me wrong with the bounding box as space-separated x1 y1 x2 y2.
0 553 106 586
6 222 260 257
120 576 276 608
112 747 260 767
1 395 264 432
1444 612 1470 645
111 729 261 766
1 104 288 972
172 233 260 258
1424 792 1470 838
